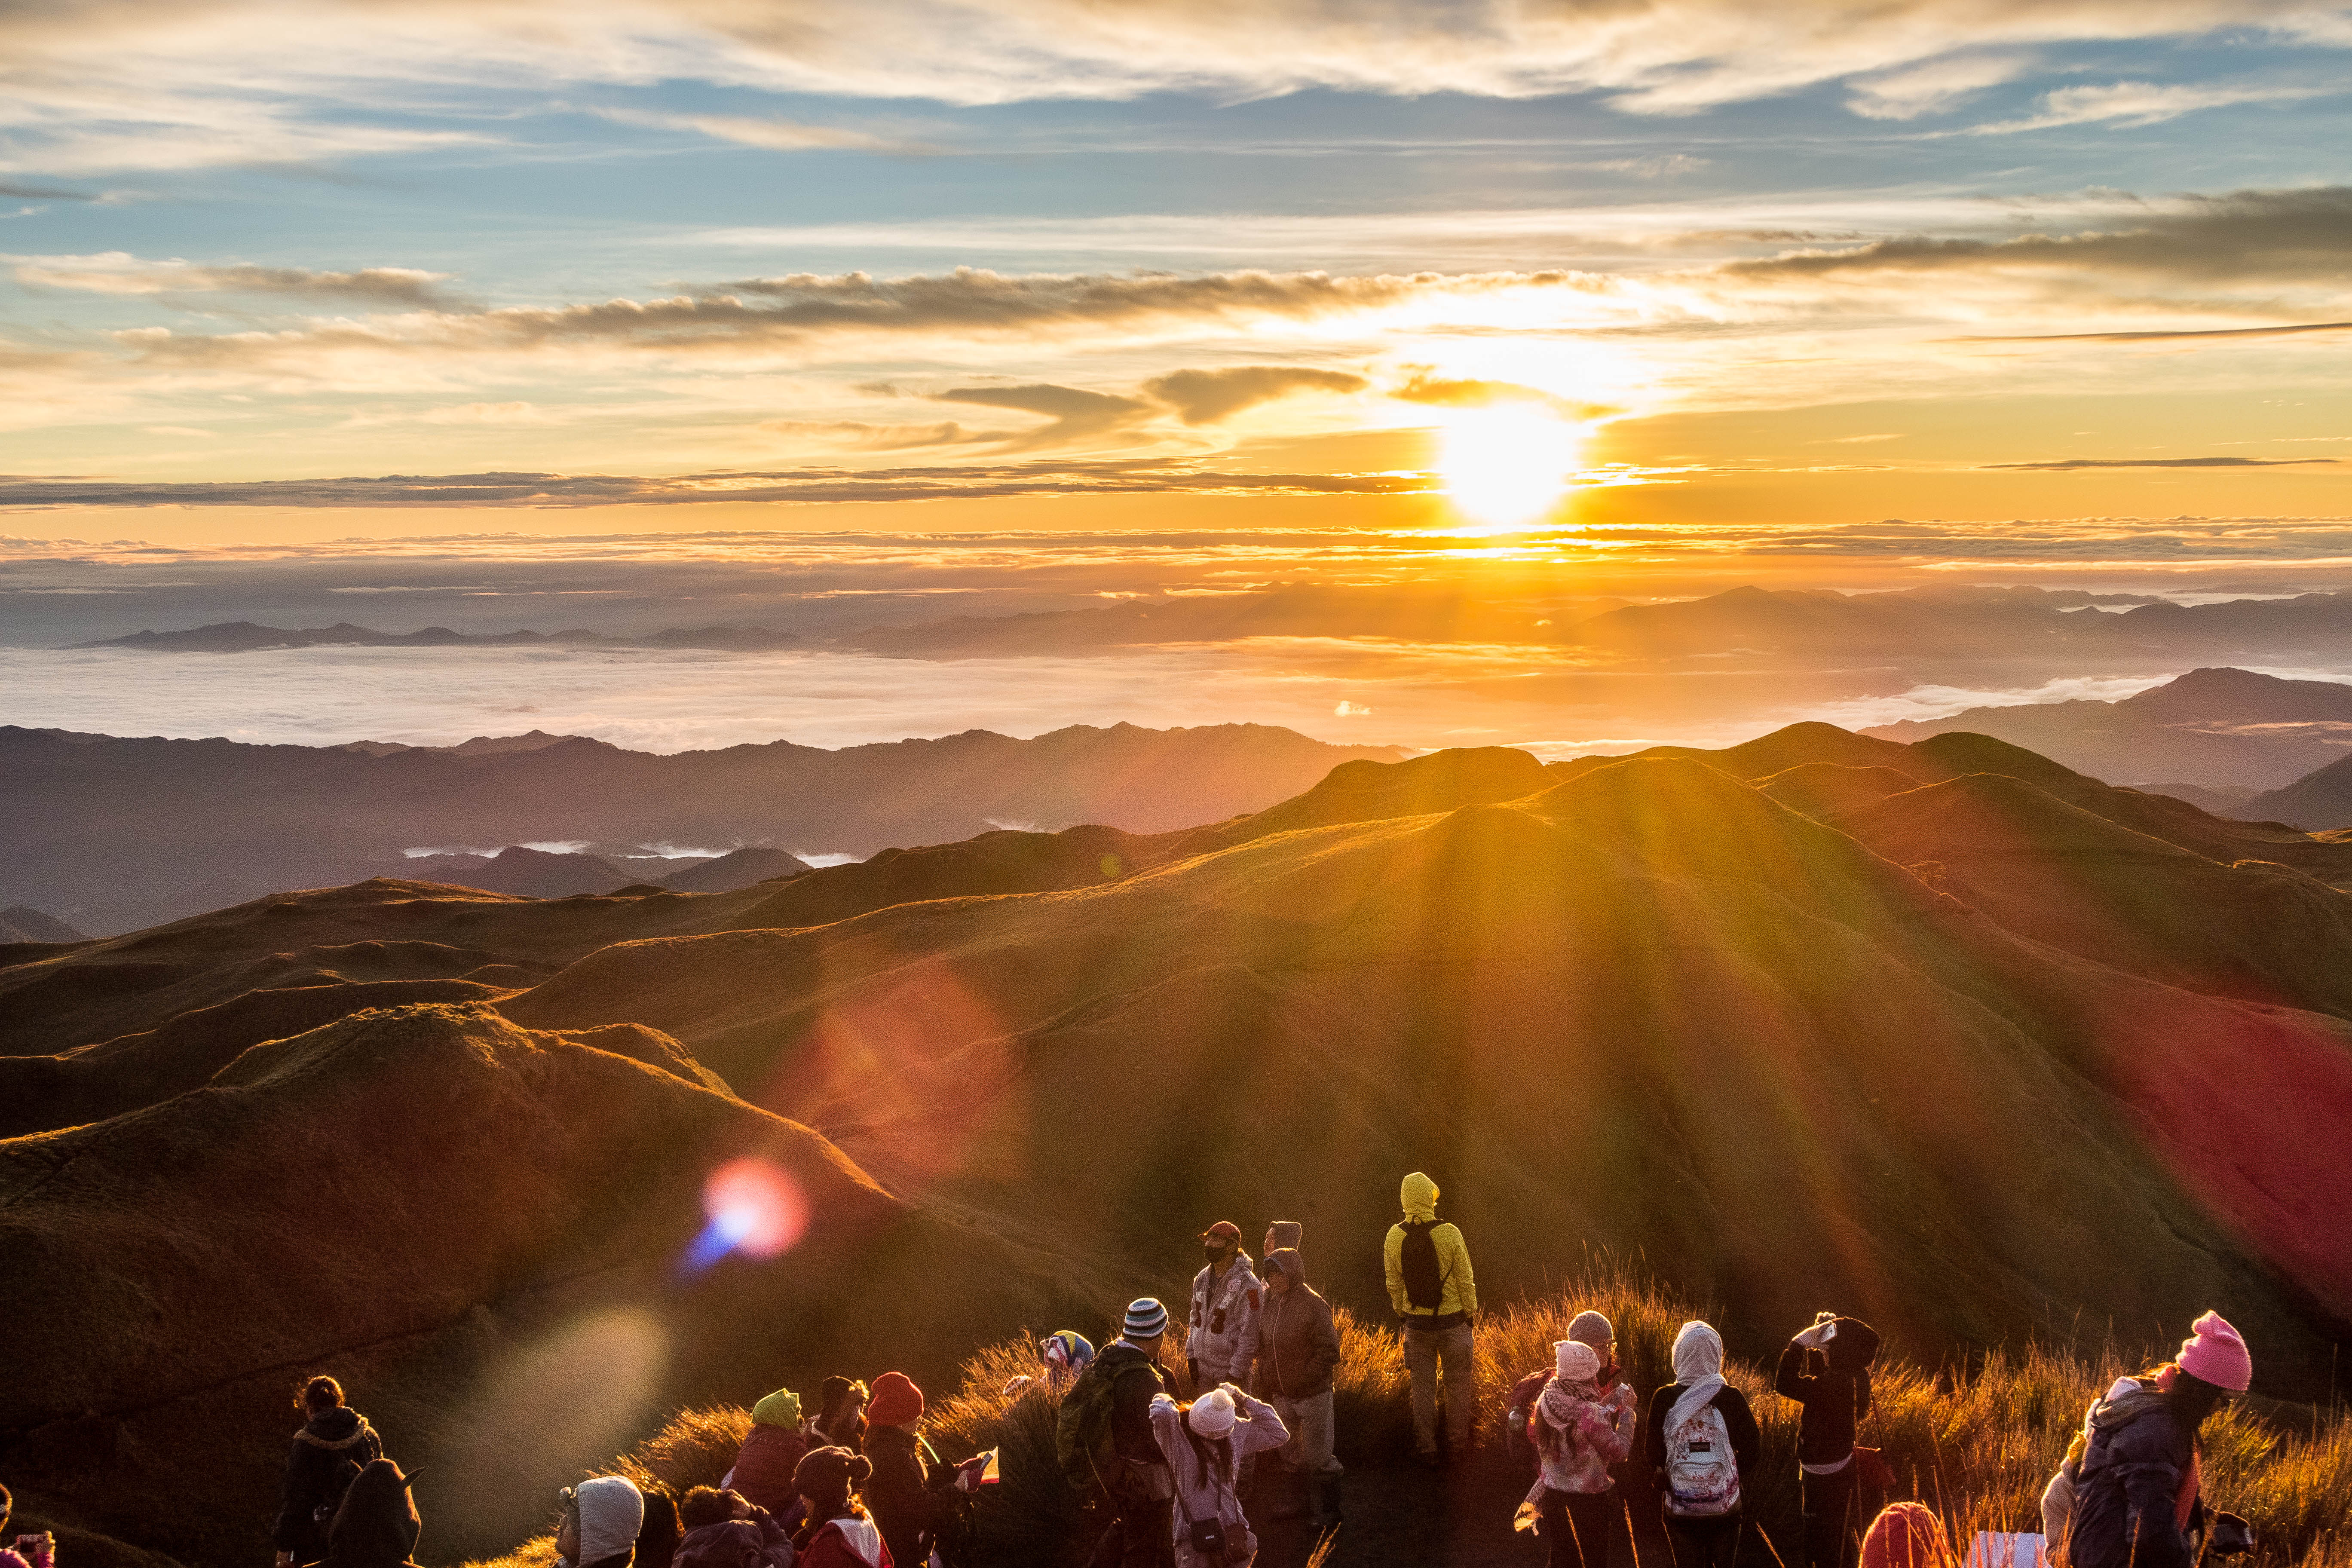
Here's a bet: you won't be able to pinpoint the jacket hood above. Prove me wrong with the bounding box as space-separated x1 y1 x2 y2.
1262 1248 1305 1286
674 1520 761 1568
1400 1172 1438 1220
1826 1317 1881 1373
303 1407 368 1446
326 1460 419 1568
750 1387 801 1428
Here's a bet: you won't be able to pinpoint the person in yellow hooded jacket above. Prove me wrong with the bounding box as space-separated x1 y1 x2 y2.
1383 1172 1477 1465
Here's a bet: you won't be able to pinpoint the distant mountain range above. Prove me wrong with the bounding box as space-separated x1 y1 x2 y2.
1865 667 2352 791
0 721 1404 933
9 722 2351 1565
82 620 804 652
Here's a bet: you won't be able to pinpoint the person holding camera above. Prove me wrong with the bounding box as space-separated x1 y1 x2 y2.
1147 1384 1287 1568
0 1483 55 1568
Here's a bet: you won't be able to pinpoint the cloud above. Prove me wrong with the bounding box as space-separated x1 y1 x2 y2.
933 383 1158 447
1982 456 2342 470
0 179 99 201
590 107 934 155
1968 80 2330 135
1847 51 2039 120
1389 371 1617 422
9 252 461 308
1140 365 1368 424
1957 319 2352 343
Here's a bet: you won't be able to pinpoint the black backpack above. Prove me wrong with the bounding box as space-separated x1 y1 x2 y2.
1399 1219 1448 1310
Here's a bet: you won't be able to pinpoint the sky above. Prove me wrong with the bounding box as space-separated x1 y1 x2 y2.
4 2 2352 753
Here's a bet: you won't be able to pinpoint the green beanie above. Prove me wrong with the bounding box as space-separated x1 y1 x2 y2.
751 1387 801 1427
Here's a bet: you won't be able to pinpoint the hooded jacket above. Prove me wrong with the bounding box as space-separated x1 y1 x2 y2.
325 1460 421 1568
1186 1250 1264 1378
275 1407 385 1556
2068 1380 2202 1568
1774 1318 1880 1467
1383 1173 1477 1321
1256 1250 1341 1399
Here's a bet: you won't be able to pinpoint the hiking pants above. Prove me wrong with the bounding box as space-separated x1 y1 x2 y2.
1666 1512 1741 1568
1271 1390 1342 1476
1404 1320 1474 1455
1087 1496 1175 1568
1801 1467 1862 1568
1539 1487 1618 1568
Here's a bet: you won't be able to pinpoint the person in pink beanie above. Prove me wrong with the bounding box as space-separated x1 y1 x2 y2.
2061 1311 2253 1568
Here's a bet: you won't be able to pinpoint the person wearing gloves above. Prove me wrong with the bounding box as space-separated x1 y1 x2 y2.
1383 1172 1478 1466
790 1448 888 1568
727 1388 810 1519
1645 1321 1761 1568
1256 1248 1344 1527
1518 1339 1636 1568
1188 1222 1265 1390
1776 1313 1883 1568
1147 1385 1289 1568
558 1477 647 1568
2065 1313 2255 1568
325 1460 426 1568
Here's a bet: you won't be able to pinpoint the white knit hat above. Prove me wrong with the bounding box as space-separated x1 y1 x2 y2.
1187 1387 1238 1438
1556 1339 1601 1383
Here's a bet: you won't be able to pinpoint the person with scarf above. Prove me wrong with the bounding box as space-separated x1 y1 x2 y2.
1645 1321 1760 1568
1147 1385 1288 1568
1775 1313 1883 1568
2066 1313 2253 1568
792 1447 889 1568
325 1460 425 1568
557 1477 646 1568
275 1377 384 1568
727 1388 811 1519
1517 1339 1636 1568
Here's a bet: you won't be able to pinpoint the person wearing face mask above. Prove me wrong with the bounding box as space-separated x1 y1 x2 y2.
1187 1222 1264 1393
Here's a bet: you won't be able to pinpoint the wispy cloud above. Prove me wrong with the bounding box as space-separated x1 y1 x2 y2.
1967 80 2331 135
9 252 462 308
1982 456 2340 470
588 107 935 155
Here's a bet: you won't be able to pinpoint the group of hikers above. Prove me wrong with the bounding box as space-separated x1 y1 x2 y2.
266 1173 2260 1568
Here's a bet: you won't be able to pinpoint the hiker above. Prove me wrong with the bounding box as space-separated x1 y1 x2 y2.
2064 1313 2255 1568
1859 1505 1952 1568
1262 1222 1302 1262
1519 1330 1638 1568
274 1376 385 1568
1384 1172 1478 1464
325 1460 425 1568
1188 1222 1265 1391
1776 1314 1882 1568
1646 1321 1760 1568
636 1488 684 1568
1255 1248 1344 1527
1058 1298 1182 1568
674 1486 794 1568
863 1373 955 1568
0 1483 55 1568
1005 1331 1097 1398
557 1478 647 1568
1148 1385 1289 1568
811 1380 870 1455
791 1448 888 1568
729 1387 811 1518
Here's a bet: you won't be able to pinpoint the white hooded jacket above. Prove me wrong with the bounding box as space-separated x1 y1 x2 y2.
1186 1253 1264 1379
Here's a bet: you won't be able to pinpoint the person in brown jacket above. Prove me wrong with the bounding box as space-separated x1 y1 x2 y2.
1255 1248 1343 1527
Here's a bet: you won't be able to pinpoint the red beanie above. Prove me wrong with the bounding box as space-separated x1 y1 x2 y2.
1860 1504 1950 1568
867 1371 923 1428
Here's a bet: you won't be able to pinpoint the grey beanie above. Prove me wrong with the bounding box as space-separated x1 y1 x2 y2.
1567 1310 1615 1354
1124 1298 1170 1339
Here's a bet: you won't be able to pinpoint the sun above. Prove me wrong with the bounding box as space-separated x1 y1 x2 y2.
1438 407 1580 530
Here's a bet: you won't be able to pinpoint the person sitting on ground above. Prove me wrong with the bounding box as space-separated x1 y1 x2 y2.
558 1477 647 1568
1058 1298 1181 1568
1255 1249 1344 1528
2065 1313 2254 1568
674 1486 793 1568
1859 1504 1953 1568
1148 1385 1289 1568
275 1376 385 1568
1776 1313 1883 1568
1646 1320 1760 1568
1188 1222 1264 1393
729 1387 811 1519
810 1380 870 1455
634 1487 683 1568
325 1460 425 1568
0 1482 56 1568
1005 1331 1097 1398
791 1448 888 1568
1384 1172 1478 1466
1521 1338 1636 1568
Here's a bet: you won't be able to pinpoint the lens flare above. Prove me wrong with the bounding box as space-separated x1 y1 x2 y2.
683 1157 808 1273
1438 407 1580 530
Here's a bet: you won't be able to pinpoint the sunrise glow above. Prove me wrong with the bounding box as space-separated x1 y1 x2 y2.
1438 407 1581 529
